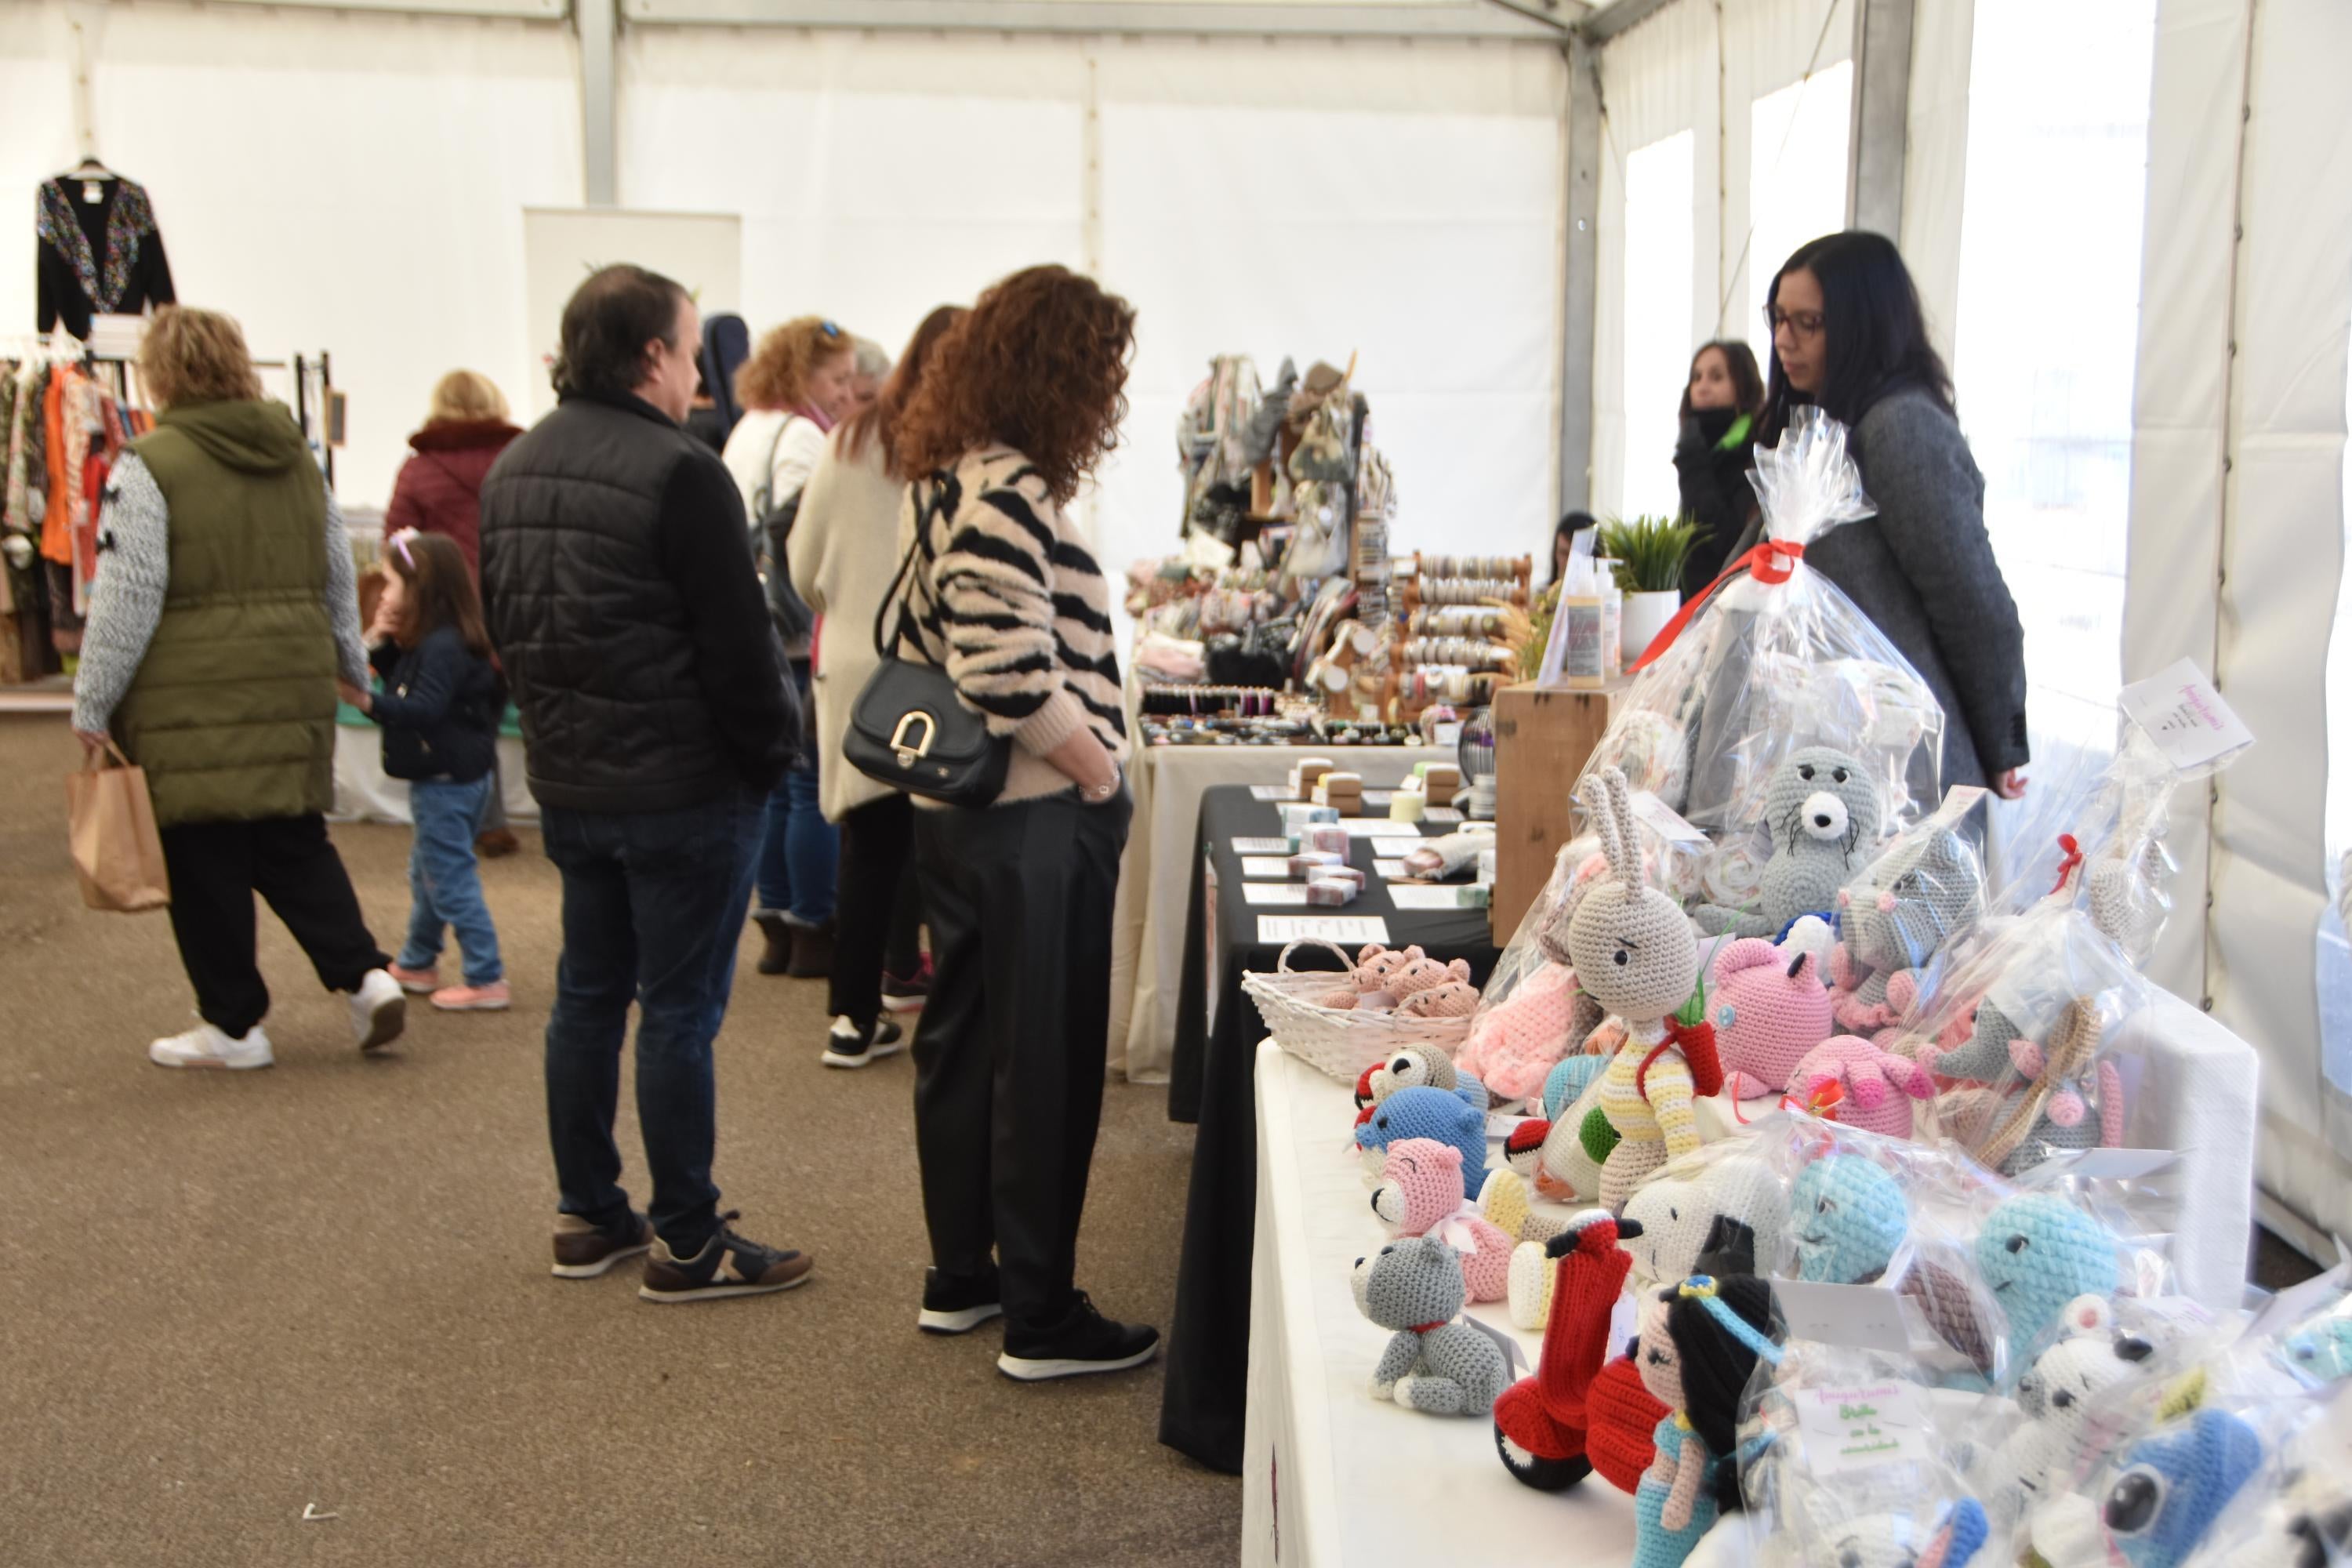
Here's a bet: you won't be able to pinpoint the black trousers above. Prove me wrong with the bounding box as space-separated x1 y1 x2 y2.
829 793 924 1029
910 789 1131 1327
158 814 391 1040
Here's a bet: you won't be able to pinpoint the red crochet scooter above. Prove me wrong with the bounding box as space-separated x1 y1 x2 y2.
1492 1210 1668 1492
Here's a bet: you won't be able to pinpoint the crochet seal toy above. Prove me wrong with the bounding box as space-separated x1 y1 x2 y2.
1695 746 1882 940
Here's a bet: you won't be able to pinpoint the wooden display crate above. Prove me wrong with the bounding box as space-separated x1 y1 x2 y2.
1490 678 1628 944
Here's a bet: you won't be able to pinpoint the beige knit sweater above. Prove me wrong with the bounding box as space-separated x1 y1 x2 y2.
894 445 1129 807
789 430 905 823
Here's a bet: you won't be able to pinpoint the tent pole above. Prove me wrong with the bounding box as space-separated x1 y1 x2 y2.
1559 32 1602 516
579 0 619 206
1846 0 1915 235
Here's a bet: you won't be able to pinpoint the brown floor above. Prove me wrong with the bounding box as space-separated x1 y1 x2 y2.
0 716 1238 1567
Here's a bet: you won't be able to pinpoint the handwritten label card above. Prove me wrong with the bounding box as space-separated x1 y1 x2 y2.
1793 1380 1935 1476
1240 857 1294 879
2121 658 2256 770
1258 916 1392 946
1243 884 1312 906
1232 837 1291 855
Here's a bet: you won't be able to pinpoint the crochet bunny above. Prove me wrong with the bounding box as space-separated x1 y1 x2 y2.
1350 1236 1510 1416
1695 747 1882 938
1569 769 1715 1213
1461 961 1583 1100
1831 829 1984 1037
1371 1138 1513 1301
1789 1033 1936 1138
1711 938 1835 1099
1936 998 2126 1176
1355 1086 1488 1198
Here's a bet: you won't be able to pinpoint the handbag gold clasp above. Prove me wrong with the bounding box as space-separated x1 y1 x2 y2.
890 711 935 767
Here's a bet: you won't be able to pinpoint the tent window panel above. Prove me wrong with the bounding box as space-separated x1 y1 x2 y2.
1743 60 1853 353
1622 129 1696 523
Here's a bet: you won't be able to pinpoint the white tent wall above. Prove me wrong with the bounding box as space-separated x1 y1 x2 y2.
2123 0 2352 1253
0 1 583 512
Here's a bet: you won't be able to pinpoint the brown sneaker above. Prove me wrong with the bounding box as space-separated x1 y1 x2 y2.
551 1210 655 1279
476 829 521 859
638 1211 813 1303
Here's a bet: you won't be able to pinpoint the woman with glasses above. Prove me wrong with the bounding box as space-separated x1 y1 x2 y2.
1748 231 2030 799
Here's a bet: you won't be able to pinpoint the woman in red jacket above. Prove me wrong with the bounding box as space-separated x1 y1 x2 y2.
385 370 522 853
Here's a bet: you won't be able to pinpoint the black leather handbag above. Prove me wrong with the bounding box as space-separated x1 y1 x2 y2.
843 498 1011 808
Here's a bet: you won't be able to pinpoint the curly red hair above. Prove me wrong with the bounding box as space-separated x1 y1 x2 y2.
892 265 1136 506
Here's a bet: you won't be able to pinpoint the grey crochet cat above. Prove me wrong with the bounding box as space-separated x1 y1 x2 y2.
1696 746 1882 938
1350 1236 1509 1416
1830 828 1984 1036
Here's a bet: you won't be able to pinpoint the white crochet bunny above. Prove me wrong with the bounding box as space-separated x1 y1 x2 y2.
1567 768 1719 1213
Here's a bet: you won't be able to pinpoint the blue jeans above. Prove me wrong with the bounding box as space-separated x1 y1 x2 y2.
753 665 837 924
540 790 762 1250
398 775 503 986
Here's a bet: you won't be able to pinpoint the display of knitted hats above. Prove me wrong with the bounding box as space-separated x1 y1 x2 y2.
1628 1275 1784 1567
2100 1407 2265 1568
1370 1138 1513 1302
1974 1192 2121 1354
1349 1236 1511 1417
1788 1154 1911 1283
1621 1153 1789 1291
1711 938 1837 1099
1494 1208 1644 1491
1694 746 1883 938
1936 997 2127 1177
1354 1087 1488 1200
1788 1033 1937 1139
1830 826 1986 1039
1566 769 1716 1213
1461 960 1584 1101
1975 1294 2163 1533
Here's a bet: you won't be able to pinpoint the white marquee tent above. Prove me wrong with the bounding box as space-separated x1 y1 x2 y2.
4 0 2347 1251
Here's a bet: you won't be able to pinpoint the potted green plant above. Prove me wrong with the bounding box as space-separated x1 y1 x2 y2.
1597 516 1699 665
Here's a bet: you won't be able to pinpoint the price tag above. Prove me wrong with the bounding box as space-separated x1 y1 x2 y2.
1240 857 1294 879
2121 658 2256 770
1773 1281 1911 1353
1374 860 1410 880
1231 837 1291 855
1628 792 1708 845
1434 722 1464 749
1792 1379 1936 1476
1258 916 1391 946
1243 884 1312 906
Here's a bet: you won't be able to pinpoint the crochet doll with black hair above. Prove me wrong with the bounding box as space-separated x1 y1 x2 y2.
1631 1274 1784 1568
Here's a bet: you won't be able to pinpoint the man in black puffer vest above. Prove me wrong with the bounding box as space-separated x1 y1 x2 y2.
481 263 812 1305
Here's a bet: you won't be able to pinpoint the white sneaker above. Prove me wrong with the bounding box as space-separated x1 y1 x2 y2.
351 969 408 1052
150 1021 274 1071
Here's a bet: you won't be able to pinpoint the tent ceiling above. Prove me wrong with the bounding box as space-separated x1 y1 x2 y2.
615 0 1581 38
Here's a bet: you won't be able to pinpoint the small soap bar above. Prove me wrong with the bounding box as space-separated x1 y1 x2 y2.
1388 793 1428 824
1301 825 1352 857
1287 851 1344 877
1306 876 1360 906
1279 802 1339 833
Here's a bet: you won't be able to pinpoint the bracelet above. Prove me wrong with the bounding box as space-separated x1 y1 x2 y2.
1084 764 1122 802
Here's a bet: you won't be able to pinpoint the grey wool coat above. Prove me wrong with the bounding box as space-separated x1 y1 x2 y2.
1734 387 2030 790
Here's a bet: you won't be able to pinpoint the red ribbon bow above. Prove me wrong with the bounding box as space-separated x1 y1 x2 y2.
2049 833 2085 896
1780 1079 1847 1121
1626 539 1807 673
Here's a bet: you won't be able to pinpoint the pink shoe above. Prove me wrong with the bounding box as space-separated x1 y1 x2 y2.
387 963 441 995
431 981 511 1012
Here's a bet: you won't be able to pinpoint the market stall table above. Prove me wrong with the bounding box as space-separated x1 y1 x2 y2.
1108 742 1451 1081
1160 785 1499 1473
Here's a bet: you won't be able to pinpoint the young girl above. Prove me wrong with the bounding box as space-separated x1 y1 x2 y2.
343 529 510 1011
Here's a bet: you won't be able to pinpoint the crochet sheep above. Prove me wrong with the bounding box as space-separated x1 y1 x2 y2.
1696 746 1882 938
1619 1156 1788 1290
1350 1236 1509 1416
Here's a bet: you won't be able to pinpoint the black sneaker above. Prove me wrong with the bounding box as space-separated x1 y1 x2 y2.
637 1211 813 1303
550 1210 654 1279
880 956 933 1014
820 1015 904 1070
997 1291 1160 1381
919 1264 1004 1335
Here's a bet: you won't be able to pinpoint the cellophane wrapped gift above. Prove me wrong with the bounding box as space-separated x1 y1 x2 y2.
1576 408 1947 914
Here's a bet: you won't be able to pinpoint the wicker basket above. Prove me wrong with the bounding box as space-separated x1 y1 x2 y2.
1241 938 1475 1084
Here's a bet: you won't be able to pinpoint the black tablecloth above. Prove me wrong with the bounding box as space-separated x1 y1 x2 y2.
1157 786 1501 1473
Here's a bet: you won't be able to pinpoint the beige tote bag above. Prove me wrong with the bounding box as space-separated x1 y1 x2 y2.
66 739 171 913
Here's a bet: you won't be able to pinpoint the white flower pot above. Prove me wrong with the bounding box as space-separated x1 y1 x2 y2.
1621 589 1682 666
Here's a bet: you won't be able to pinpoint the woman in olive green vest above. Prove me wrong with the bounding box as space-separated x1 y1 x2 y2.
72 306 407 1071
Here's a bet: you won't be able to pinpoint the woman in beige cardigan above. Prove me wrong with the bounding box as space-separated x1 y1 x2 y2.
789 305 964 1066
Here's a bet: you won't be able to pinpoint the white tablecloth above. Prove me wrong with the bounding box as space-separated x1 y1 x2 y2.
332 723 536 826
1109 744 1450 1082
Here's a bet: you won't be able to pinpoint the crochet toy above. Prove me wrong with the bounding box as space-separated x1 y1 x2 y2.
1629 1275 1783 1567
1568 769 1715 1212
1789 1155 1911 1283
2281 1316 2352 1384
1935 996 2127 1177
1366 1044 1488 1115
1788 1033 1936 1139
1695 746 1882 938
1621 1156 1788 1290
1975 1192 2120 1354
1494 1209 1646 1490
1388 953 1475 1012
1813 1501 1992 1568
1355 1086 1487 1199
1831 829 1984 1037
1711 939 1835 1100
1399 975 1481 1021
1350 1236 1510 1417
1370 1138 1513 1302
1323 942 1418 1011
2101 1407 2265 1568
1978 1294 2160 1532
1461 960 1585 1101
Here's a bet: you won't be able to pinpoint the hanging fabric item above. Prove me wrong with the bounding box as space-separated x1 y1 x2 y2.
35 173 176 339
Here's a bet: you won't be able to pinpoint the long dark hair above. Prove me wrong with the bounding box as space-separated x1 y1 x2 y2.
385 529 492 658
1759 231 1952 441
1545 510 1596 589
840 305 965 476
1679 339 1765 421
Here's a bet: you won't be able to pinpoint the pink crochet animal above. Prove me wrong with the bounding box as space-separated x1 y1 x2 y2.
1460 961 1581 1100
1370 1138 1512 1301
1711 939 1835 1099
1399 979 1479 1020
1314 942 1421 1011
1388 953 1473 1011
1789 1033 1936 1138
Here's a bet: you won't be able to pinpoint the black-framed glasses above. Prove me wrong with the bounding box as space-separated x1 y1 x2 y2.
1764 306 1824 339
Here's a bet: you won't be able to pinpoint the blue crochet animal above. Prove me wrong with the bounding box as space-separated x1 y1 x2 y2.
1819 1499 1991 1568
1356 1086 1488 1200
2281 1316 2352 1384
2102 1408 2264 1568
1539 1053 1609 1120
1975 1193 2119 1353
1788 1156 1909 1284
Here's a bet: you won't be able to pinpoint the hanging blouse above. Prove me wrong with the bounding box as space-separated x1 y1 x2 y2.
35 176 176 339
